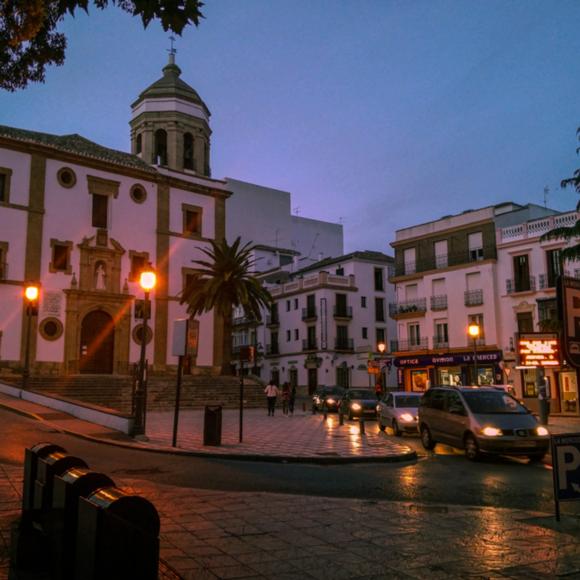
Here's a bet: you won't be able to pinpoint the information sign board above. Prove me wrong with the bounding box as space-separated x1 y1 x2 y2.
551 433 580 520
517 333 560 368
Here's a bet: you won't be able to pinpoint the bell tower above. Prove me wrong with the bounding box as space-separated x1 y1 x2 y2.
130 48 212 176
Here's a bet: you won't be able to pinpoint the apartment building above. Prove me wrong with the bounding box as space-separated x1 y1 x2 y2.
233 251 396 394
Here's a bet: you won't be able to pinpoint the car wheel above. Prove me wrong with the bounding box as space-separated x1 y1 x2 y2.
392 420 401 437
528 453 546 463
420 425 436 450
464 434 480 461
378 418 386 432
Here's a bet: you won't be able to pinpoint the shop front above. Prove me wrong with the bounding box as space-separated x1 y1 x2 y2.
395 351 503 392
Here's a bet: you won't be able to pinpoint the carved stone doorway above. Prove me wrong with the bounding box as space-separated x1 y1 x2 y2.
79 310 115 374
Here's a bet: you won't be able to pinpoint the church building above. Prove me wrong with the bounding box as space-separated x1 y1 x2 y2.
0 53 230 377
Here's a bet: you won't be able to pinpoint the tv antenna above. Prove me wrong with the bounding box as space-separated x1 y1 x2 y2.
543 186 549 208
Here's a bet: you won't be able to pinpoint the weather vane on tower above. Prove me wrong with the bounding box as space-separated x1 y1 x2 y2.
168 35 177 63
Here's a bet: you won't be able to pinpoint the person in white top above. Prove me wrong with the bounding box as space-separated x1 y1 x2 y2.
264 380 279 416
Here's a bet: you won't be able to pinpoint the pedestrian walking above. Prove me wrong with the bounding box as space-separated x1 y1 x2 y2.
375 381 383 401
281 382 290 415
289 383 297 415
264 380 279 416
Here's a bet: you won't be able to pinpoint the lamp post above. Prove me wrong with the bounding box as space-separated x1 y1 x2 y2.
133 264 156 437
23 284 39 390
468 323 480 386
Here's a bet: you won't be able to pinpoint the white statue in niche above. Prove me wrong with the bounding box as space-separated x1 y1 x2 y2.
94 262 107 290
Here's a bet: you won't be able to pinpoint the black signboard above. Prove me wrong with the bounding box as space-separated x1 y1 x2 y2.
395 350 502 368
558 276 580 368
551 433 580 520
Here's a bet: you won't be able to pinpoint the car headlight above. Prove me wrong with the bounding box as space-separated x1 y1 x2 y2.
536 426 550 436
400 413 414 422
482 426 503 437
351 403 362 411
327 398 335 405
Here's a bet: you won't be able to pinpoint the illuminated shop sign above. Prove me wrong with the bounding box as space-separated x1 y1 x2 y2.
517 333 560 368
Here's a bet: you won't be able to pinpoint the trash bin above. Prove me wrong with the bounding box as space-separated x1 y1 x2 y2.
52 467 115 580
75 486 160 580
204 405 222 446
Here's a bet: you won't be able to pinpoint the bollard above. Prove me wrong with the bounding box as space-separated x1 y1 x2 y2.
339 411 344 426
359 416 365 435
34 450 88 514
75 486 160 580
204 405 222 446
52 467 115 580
323 404 328 421
22 442 66 515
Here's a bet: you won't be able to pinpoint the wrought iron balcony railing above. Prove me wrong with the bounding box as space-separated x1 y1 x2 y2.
430 295 448 311
506 276 536 294
464 289 483 306
389 298 427 317
390 338 429 352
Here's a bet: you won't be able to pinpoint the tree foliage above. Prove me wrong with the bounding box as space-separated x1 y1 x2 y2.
180 237 272 374
540 128 580 263
0 0 205 91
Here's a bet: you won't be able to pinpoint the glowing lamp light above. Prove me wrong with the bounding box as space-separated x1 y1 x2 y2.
468 324 480 338
140 269 156 292
377 342 386 354
25 285 39 302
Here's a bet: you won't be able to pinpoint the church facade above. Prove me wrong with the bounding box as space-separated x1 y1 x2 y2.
0 54 230 377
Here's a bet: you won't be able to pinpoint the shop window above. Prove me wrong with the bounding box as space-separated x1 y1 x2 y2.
57 167 76 188
0 168 12 204
182 204 202 236
49 239 72 274
92 194 108 229
410 370 429 392
522 369 538 398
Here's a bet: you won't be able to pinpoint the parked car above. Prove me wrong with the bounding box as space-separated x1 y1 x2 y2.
418 386 550 461
340 389 377 420
312 386 345 412
377 391 422 435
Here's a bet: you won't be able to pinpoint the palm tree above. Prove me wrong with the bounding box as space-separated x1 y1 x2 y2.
540 128 580 262
180 237 272 374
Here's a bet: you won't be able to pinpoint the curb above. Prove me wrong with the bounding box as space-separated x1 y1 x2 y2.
0 400 418 465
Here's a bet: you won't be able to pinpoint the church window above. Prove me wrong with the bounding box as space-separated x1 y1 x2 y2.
57 167 77 188
182 204 202 237
92 194 108 228
136 134 142 155
203 141 210 176
183 133 194 170
0 168 12 203
130 184 147 204
49 239 72 274
0 242 8 280
129 251 148 282
39 317 64 341
154 129 168 165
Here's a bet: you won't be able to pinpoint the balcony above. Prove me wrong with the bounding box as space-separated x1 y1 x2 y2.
266 314 280 327
538 273 558 290
302 339 318 352
389 298 427 318
269 271 356 298
266 343 279 356
334 338 354 351
506 276 536 294
390 338 429 352
498 211 578 243
232 314 259 327
430 295 448 311
302 307 317 321
464 289 483 307
432 337 449 350
333 305 353 319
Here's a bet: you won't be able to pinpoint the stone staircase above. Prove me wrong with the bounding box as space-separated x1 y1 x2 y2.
3 374 266 414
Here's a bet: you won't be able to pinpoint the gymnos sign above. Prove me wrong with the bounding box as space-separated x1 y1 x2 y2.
395 351 502 368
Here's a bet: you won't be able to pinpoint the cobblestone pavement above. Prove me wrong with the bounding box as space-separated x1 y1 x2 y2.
1 461 580 580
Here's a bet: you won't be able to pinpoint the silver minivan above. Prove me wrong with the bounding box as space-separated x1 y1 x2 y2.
418 386 550 461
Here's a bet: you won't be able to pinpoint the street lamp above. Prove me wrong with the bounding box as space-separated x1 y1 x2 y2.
23 284 39 389
133 264 156 437
468 323 480 386
377 341 386 356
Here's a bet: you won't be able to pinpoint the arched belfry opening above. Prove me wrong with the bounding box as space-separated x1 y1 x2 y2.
130 51 212 175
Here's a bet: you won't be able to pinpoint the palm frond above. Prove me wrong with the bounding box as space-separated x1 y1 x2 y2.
560 244 580 264
539 220 580 242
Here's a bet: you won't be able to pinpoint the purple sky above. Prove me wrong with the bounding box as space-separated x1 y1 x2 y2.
2 1 580 253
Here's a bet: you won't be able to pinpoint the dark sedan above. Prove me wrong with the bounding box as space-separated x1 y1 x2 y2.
312 386 345 412
340 389 377 420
